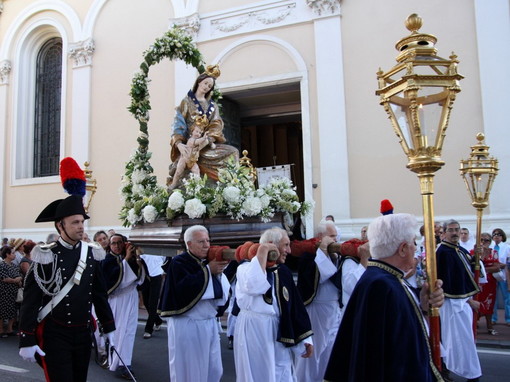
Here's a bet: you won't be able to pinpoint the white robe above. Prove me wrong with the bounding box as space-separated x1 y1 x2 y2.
295 251 364 382
226 279 237 338
234 257 307 382
338 257 366 324
166 266 229 382
108 260 145 371
440 298 482 379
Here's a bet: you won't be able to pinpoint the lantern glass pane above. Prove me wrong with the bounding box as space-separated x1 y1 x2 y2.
416 86 445 149
389 102 412 148
474 173 490 200
389 85 447 150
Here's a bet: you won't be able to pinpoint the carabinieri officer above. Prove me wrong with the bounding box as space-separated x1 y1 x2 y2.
18 194 116 382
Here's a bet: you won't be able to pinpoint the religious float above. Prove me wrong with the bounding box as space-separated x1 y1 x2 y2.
120 27 313 256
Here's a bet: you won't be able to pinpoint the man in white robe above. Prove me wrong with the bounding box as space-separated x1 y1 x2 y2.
436 219 482 382
158 225 230 382
234 227 313 382
296 222 367 382
102 234 146 379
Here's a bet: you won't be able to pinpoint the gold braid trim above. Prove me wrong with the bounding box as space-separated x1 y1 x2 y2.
159 253 209 316
107 254 124 295
440 242 480 298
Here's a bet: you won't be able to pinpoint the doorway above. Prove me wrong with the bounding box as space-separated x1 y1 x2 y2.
220 82 304 200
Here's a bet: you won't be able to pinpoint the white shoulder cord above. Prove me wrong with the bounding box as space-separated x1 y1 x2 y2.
32 258 63 297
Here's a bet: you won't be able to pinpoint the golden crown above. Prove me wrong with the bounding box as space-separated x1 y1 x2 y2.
203 64 221 79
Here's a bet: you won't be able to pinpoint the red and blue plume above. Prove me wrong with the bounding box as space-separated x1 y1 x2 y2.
380 199 394 215
60 157 86 196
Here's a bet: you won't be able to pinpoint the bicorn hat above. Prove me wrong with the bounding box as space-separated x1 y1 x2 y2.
35 195 90 223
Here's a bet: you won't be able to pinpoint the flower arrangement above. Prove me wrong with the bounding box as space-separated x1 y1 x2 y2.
120 26 313 226
164 158 314 223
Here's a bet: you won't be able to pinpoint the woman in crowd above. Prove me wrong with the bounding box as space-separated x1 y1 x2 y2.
473 232 506 335
0 246 23 337
19 240 36 277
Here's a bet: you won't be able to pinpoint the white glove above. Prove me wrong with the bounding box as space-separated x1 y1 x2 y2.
19 345 46 362
104 331 115 348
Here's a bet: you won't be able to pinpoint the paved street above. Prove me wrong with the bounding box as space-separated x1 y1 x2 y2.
1 310 509 381
0 321 235 382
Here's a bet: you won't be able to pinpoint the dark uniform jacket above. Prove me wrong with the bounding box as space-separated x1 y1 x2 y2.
19 239 115 347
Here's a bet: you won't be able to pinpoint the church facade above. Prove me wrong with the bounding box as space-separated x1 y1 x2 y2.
0 0 508 241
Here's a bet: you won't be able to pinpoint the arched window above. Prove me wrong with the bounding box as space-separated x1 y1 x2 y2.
33 37 62 177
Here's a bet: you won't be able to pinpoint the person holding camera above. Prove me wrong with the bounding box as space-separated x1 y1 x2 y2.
102 234 146 380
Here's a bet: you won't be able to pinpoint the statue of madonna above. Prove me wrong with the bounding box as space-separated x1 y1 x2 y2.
168 65 239 189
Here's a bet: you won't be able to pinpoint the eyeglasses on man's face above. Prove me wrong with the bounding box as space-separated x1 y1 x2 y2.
493 233 502 237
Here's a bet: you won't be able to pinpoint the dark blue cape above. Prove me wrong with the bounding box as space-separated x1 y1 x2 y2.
158 251 210 317
296 251 320 306
101 252 142 295
297 251 355 308
274 264 313 346
436 241 479 298
324 260 442 382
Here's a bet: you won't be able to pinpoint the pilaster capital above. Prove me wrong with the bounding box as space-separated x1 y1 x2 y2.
68 38 95 68
0 60 12 85
306 0 341 16
171 13 201 39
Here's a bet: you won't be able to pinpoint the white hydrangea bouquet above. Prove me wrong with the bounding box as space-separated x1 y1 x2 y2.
164 157 313 223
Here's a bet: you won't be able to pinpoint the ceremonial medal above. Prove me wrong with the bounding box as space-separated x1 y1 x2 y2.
282 286 289 301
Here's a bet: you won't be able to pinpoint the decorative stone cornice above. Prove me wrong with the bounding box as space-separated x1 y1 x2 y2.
306 0 341 16
0 60 11 85
171 13 201 39
68 38 95 67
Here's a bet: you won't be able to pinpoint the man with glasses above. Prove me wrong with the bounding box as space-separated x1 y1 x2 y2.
158 225 230 382
490 228 510 326
436 219 481 382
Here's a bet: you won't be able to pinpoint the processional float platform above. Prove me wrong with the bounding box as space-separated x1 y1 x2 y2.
129 213 285 257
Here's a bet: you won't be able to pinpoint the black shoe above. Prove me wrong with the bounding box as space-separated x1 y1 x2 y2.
466 378 480 382
228 336 233 350
99 354 109 369
440 363 453 382
116 366 136 380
